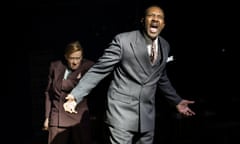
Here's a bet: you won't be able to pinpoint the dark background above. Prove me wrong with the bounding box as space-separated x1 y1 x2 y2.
25 0 239 143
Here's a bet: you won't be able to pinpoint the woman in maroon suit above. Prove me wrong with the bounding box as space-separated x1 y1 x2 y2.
42 40 95 144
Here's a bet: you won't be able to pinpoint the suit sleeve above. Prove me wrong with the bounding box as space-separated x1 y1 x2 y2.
44 62 53 119
157 67 182 106
70 36 122 104
61 60 95 92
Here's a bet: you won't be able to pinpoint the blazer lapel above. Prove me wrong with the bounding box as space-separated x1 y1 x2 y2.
154 37 166 67
131 32 153 76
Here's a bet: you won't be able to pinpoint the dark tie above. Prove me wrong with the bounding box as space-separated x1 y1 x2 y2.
150 41 157 64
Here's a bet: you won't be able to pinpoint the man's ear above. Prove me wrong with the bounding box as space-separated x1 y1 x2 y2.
161 23 165 30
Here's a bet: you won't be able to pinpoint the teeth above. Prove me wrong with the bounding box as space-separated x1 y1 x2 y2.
150 27 157 33
151 23 158 26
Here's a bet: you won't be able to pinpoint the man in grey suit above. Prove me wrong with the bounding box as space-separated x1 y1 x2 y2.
63 4 195 144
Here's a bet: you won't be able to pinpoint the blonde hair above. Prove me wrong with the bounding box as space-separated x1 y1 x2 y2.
64 41 83 57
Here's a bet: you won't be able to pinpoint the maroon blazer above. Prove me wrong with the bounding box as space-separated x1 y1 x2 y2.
45 58 94 127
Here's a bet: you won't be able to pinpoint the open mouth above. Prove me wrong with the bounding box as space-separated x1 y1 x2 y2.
150 23 159 33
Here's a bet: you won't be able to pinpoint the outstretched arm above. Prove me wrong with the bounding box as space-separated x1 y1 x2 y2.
63 36 122 113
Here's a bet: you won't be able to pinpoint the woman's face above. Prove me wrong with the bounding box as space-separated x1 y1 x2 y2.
65 51 82 70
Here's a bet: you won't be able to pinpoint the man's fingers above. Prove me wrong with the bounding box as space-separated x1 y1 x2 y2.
63 103 72 113
65 94 75 100
72 110 78 113
63 102 78 114
65 95 70 100
63 103 68 110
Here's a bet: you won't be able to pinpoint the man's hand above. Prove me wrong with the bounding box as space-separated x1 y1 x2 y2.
176 99 195 116
63 94 78 113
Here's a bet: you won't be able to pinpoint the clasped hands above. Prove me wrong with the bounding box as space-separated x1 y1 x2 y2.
63 94 78 113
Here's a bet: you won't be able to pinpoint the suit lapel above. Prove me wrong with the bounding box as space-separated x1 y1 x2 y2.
53 61 66 90
131 31 153 76
155 37 167 67
131 32 168 76
58 62 67 79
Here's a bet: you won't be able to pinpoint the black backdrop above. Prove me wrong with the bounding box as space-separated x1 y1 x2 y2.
25 0 240 144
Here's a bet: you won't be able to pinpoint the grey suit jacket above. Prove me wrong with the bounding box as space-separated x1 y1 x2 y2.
71 30 182 132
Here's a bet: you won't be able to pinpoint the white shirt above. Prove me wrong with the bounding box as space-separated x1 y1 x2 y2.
143 33 158 56
63 68 72 80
